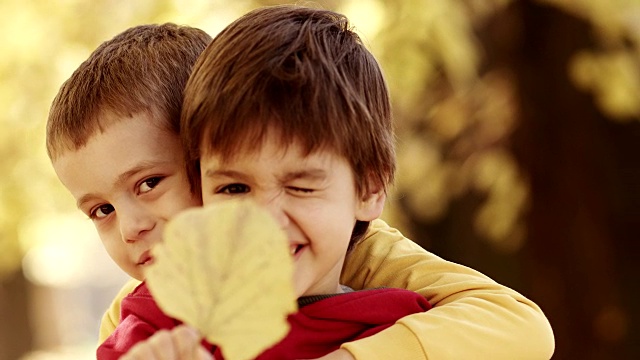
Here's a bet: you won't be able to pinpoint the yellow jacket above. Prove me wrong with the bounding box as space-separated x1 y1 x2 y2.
99 219 554 359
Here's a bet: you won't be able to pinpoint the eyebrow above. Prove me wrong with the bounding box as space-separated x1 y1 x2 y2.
204 168 328 182
203 169 250 182
281 169 328 182
76 160 167 209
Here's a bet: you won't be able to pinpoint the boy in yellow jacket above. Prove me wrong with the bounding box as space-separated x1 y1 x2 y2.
47 10 554 360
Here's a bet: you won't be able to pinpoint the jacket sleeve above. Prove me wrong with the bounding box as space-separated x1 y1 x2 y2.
339 219 555 359
98 278 142 343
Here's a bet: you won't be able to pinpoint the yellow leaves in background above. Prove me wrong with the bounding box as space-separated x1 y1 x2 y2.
544 0 640 120
539 0 635 42
466 0 514 22
571 50 640 121
393 66 525 251
472 150 528 252
377 0 496 112
385 0 640 251
377 0 530 250
422 0 481 91
397 136 452 221
145 200 297 360
380 0 513 94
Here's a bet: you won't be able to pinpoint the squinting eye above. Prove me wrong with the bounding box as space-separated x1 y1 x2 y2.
139 177 162 193
290 187 314 193
218 183 250 194
92 204 115 219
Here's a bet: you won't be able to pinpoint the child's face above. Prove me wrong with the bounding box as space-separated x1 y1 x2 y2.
199 131 384 296
52 113 201 280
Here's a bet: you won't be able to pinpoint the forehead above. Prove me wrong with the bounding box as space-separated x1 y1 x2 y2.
50 109 172 160
75 111 180 164
52 114 183 200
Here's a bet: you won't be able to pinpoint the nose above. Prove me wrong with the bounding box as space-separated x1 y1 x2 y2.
254 191 289 228
118 200 156 243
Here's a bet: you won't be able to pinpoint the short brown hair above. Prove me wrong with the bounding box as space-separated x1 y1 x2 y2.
182 5 395 197
46 23 211 160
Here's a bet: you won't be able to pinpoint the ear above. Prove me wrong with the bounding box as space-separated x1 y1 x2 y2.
355 185 386 221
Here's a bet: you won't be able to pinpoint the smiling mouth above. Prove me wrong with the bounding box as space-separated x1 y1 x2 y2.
290 244 305 256
137 252 154 266
138 257 154 266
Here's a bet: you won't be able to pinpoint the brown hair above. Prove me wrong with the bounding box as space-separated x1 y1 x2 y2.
46 23 212 160
182 5 395 199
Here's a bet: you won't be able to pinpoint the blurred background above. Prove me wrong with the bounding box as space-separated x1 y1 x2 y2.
0 0 638 359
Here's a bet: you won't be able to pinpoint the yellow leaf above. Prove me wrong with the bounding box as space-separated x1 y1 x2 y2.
145 200 297 360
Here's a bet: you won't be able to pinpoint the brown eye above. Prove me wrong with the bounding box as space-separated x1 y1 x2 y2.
92 204 115 219
139 177 162 193
289 186 314 193
218 183 250 194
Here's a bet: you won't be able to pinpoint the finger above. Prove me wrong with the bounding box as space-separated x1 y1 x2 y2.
171 324 203 358
148 329 178 360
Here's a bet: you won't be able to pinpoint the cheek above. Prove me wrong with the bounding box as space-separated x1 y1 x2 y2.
295 204 354 240
99 232 125 261
96 223 117 246
167 181 202 211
